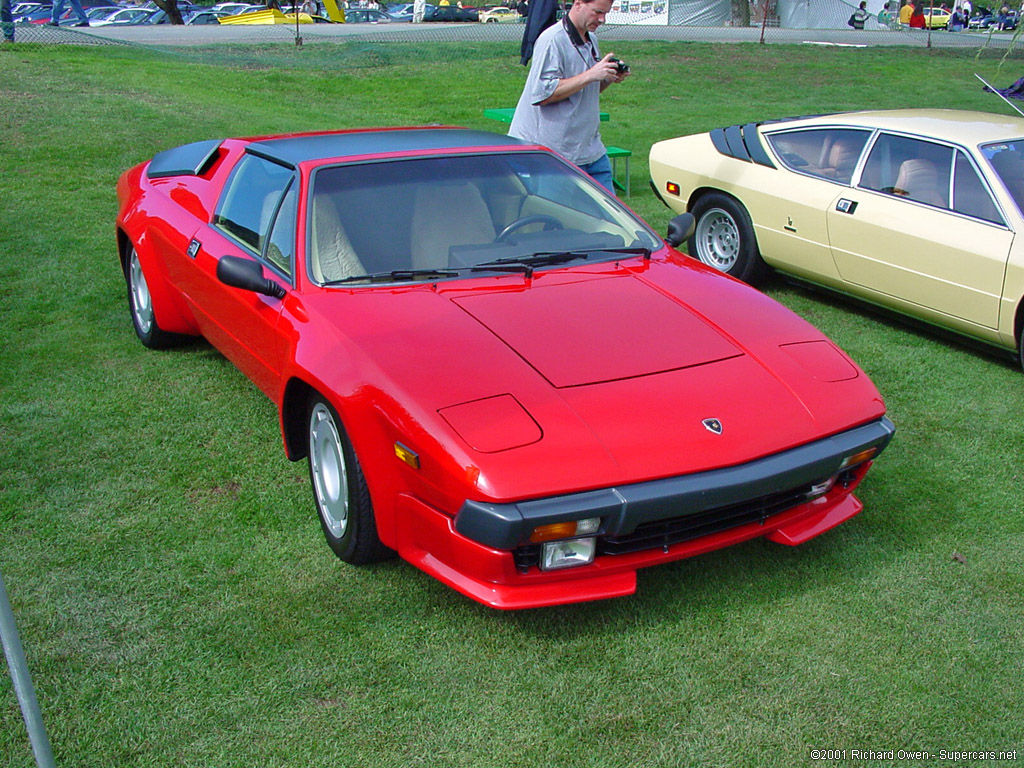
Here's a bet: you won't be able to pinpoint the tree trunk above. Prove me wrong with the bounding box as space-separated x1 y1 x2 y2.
152 0 185 24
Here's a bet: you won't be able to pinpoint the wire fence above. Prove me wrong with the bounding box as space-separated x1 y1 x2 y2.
3 9 1024 64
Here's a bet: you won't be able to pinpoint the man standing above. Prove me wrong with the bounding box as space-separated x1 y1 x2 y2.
508 0 629 193
48 0 90 26
2 0 14 42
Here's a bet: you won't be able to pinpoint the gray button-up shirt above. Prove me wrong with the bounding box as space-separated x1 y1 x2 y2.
508 19 605 167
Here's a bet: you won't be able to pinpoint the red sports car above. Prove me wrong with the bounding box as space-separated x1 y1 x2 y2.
115 127 894 609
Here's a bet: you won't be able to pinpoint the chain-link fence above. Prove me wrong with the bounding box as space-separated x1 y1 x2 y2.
3 6 1024 59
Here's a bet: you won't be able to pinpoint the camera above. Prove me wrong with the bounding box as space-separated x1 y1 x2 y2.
610 57 630 74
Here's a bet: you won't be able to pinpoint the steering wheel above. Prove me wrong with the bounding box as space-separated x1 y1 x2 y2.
496 215 564 242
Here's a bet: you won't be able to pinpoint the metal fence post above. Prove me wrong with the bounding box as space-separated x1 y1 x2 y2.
0 568 57 768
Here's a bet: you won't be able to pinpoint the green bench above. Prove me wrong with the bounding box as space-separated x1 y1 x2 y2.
606 146 631 197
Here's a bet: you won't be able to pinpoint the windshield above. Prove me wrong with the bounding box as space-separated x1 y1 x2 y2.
982 139 1024 216
305 152 662 285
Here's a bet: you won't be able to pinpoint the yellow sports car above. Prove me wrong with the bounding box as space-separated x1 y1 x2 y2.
649 109 1024 369
924 7 951 27
478 5 519 22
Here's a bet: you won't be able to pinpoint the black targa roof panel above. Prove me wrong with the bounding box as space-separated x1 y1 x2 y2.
246 128 529 167
146 139 223 179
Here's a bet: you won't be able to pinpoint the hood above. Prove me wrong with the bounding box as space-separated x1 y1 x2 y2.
452 273 743 388
298 261 884 499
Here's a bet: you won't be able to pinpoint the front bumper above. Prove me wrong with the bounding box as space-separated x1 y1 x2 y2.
395 417 893 609
454 417 895 551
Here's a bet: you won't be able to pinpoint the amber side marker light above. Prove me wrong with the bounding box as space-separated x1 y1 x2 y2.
666 181 681 196
394 442 420 469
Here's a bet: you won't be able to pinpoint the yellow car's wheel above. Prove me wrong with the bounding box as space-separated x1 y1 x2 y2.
689 192 769 285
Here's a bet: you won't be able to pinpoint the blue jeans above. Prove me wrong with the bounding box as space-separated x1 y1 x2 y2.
51 0 89 24
1 0 13 41
580 153 615 196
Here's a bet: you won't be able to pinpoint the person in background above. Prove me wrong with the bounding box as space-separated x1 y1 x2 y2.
997 3 1010 28
909 2 926 26
950 5 965 28
48 0 90 26
878 1 893 26
2 0 14 42
508 0 629 193
899 0 915 24
852 0 870 28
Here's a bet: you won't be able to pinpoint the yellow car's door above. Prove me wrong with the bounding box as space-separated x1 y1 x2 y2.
827 133 1012 331
758 127 873 282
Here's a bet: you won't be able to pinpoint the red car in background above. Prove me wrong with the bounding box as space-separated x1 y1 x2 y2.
115 127 894 609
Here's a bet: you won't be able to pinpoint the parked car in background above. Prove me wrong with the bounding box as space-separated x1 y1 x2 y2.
967 6 993 27
343 7 393 21
650 109 1024 369
56 3 116 23
89 6 155 25
211 1 263 13
142 0 200 22
478 5 518 21
384 2 414 19
11 1 49 17
115 126 893 609
423 3 478 20
25 0 114 23
185 9 230 23
923 7 951 27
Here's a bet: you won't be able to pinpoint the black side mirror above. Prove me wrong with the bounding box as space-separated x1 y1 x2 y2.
665 213 695 248
216 255 286 299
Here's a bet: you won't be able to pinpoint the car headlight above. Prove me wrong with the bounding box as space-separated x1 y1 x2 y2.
531 517 601 571
541 538 597 571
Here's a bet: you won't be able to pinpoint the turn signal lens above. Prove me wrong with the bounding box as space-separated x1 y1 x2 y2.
839 447 878 471
529 517 601 543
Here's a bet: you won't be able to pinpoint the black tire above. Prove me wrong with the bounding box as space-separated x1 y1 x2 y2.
307 396 392 565
688 192 770 285
125 245 184 349
1018 329 1024 373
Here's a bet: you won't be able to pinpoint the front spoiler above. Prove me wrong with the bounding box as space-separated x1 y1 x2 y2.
454 417 895 550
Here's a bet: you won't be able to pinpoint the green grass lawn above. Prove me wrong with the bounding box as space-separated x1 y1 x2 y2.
2 40 1023 767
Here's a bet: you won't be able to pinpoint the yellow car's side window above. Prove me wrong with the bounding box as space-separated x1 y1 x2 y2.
766 129 869 184
860 134 952 208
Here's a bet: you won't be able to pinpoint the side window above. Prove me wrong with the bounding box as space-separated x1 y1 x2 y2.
213 153 294 253
983 141 1024 218
952 151 1003 225
264 180 297 276
766 128 869 184
859 134 952 209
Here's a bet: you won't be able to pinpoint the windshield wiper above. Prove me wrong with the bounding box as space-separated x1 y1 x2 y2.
324 269 459 285
475 247 652 273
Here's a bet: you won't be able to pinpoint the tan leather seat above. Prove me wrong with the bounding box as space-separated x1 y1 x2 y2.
310 193 366 283
893 159 946 207
823 140 858 181
410 181 495 270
